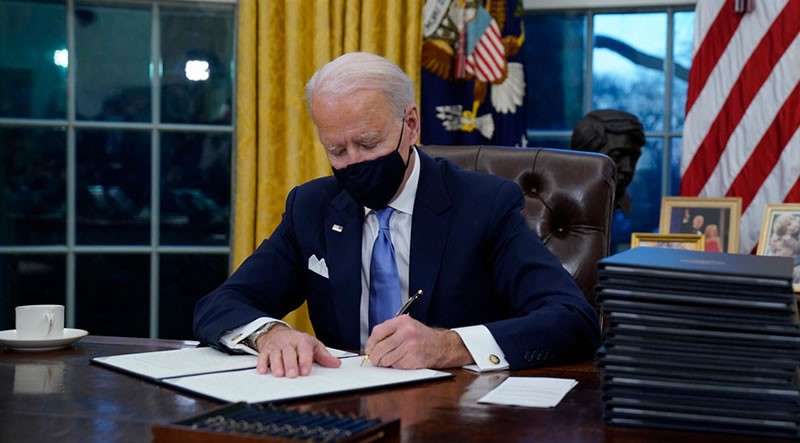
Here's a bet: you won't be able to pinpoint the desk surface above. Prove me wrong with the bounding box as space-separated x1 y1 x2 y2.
0 336 788 442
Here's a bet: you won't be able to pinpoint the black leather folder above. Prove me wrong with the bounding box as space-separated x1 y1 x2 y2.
597 247 794 287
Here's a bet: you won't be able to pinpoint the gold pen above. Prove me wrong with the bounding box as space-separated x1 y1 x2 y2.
361 289 423 367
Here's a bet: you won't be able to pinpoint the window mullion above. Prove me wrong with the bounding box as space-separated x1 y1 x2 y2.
150 2 162 339
584 10 594 115
66 0 77 329
664 7 676 196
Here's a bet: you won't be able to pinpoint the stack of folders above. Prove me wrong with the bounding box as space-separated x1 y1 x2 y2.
596 247 800 439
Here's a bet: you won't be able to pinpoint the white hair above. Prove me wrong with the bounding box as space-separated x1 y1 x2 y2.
304 52 414 121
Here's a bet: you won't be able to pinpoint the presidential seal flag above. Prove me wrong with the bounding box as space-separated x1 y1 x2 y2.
420 0 527 146
680 0 800 253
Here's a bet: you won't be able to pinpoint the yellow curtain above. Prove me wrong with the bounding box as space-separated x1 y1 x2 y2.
234 0 423 334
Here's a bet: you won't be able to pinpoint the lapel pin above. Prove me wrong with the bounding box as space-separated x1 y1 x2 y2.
332 224 343 232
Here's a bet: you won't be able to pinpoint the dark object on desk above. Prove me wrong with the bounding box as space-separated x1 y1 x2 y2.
152 402 399 443
597 247 800 439
598 244 795 284
597 247 796 314
423 144 616 307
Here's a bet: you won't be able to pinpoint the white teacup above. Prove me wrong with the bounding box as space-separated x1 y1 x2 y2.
15 305 65 340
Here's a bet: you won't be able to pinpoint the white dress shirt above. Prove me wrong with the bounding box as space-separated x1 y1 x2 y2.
221 147 509 371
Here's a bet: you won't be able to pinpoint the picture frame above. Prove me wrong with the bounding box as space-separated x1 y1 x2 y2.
756 204 800 292
659 197 742 253
630 233 706 251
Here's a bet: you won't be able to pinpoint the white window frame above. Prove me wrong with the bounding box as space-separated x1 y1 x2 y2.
0 0 236 338
523 2 695 198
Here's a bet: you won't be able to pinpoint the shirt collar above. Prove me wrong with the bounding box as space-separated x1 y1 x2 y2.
363 145 419 216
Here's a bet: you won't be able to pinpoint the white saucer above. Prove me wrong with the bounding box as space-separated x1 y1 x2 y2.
0 328 89 351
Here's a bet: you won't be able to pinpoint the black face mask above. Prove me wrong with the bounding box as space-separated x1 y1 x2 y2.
332 116 409 209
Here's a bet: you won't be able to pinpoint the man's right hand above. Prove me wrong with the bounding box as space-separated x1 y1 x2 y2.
254 324 341 377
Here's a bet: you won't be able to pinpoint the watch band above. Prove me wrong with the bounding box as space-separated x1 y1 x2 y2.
246 322 278 351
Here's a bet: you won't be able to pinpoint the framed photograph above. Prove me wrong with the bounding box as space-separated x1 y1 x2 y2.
630 233 705 251
659 197 742 253
756 204 800 292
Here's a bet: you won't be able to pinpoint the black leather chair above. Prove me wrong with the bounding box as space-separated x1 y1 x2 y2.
422 145 617 307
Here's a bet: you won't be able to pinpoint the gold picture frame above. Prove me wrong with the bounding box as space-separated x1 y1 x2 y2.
756 204 800 292
658 197 742 253
630 233 706 251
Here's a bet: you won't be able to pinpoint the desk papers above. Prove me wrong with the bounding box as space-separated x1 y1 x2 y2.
92 347 355 380
92 347 451 403
478 377 577 408
165 357 452 403
93 347 257 380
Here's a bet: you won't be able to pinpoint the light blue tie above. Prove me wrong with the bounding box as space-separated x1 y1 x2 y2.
369 207 402 333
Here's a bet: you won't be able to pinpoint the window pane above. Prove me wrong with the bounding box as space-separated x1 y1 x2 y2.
160 7 234 125
75 254 149 337
524 14 586 131
672 11 695 132
161 132 231 245
670 137 683 196
76 129 151 245
0 254 65 330
593 13 666 132
0 127 66 245
610 138 663 253
75 3 151 122
159 254 228 340
525 136 570 149
0 0 66 119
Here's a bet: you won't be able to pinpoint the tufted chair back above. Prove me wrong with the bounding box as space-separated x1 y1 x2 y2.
422 145 617 307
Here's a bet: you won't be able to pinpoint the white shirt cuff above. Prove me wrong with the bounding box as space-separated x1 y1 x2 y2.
219 317 289 356
453 325 510 372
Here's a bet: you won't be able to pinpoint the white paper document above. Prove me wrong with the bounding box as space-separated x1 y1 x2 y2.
93 346 450 403
92 346 356 380
324 348 358 358
92 347 258 380
478 377 578 408
163 356 452 403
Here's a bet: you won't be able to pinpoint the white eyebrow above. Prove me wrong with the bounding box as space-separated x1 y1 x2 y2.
323 132 383 151
355 133 382 145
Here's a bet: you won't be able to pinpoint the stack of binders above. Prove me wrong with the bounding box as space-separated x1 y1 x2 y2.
596 246 800 439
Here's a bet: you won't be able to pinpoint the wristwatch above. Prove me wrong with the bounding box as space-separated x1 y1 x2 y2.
245 322 279 351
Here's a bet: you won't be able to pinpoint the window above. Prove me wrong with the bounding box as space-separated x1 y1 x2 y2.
0 0 235 339
523 5 694 253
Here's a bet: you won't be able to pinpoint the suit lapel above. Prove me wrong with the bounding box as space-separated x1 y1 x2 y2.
324 190 363 349
408 150 453 325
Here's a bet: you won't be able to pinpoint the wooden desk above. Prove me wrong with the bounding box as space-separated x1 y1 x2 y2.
0 336 786 442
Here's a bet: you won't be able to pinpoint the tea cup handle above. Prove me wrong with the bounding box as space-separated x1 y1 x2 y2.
45 313 54 335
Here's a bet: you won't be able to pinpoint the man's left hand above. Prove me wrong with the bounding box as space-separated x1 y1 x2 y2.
364 316 473 369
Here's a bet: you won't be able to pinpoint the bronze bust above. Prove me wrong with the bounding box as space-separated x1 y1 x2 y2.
570 110 645 215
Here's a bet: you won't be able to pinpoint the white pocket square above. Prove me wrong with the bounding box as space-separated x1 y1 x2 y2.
308 254 329 279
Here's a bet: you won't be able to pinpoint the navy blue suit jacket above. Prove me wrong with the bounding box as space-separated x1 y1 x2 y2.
194 149 600 369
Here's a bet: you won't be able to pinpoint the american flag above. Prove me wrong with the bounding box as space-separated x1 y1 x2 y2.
680 0 800 254
465 11 505 83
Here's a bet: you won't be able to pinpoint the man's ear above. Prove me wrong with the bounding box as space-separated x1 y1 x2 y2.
405 104 421 144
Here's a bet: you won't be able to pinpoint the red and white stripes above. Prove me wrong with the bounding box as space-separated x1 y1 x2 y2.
680 0 800 253
465 20 505 83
